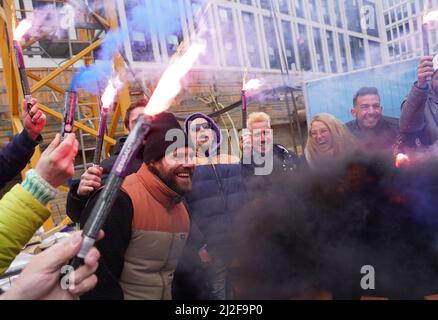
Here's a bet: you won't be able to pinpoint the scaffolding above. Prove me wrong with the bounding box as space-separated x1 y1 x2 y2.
0 0 132 230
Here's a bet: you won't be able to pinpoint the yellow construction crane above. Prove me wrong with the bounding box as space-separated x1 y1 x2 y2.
0 0 132 231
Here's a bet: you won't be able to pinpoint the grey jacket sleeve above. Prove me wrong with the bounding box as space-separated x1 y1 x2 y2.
400 82 429 133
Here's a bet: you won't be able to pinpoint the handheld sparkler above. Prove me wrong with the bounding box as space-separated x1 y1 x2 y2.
69 114 152 269
241 89 248 129
92 77 121 166
422 22 430 56
60 90 77 140
422 10 438 56
241 79 262 129
421 11 438 82
13 20 33 113
92 110 108 166
69 39 206 269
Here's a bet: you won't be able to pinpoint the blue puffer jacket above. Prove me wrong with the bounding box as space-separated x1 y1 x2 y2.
184 162 244 252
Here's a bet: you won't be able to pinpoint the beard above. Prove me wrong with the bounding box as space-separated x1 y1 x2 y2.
148 164 193 196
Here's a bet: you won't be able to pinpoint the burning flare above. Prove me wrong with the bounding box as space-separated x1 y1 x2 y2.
424 10 438 24
395 153 410 168
242 79 262 91
13 19 32 41
145 42 206 116
101 76 122 111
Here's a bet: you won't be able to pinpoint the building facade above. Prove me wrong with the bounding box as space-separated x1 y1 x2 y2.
16 0 387 74
383 0 438 62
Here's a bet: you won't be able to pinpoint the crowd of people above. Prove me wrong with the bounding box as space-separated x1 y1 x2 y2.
2 56 438 300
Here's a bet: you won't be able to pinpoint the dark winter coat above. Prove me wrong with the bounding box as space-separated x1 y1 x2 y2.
400 81 438 146
345 117 399 155
0 129 41 190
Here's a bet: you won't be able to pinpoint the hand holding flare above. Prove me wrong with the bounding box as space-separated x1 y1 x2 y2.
71 40 206 268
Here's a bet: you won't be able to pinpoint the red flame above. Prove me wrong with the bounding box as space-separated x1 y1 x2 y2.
242 79 262 91
13 19 32 41
145 42 206 116
395 153 410 168
424 10 438 24
101 76 122 111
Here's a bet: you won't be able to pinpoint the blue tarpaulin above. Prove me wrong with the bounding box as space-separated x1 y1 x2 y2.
304 58 420 124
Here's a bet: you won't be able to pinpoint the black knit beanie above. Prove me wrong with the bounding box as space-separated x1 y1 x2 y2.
143 112 189 163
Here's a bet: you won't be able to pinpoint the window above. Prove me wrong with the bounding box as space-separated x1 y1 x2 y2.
333 0 343 28
394 43 400 56
295 0 305 18
242 12 261 68
344 0 361 33
125 0 155 62
369 40 382 66
338 33 348 72
402 4 408 18
411 1 417 15
385 13 390 25
278 0 289 14
350 36 365 69
407 37 413 55
321 0 331 25
298 24 311 71
263 16 281 69
313 27 325 72
259 0 271 10
326 30 338 73
165 8 184 56
191 0 215 65
413 18 418 32
282 20 296 70
309 0 320 22
219 7 240 66
140 0 184 58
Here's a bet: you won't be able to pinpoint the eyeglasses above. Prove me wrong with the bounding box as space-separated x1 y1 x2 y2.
310 128 330 138
191 122 212 132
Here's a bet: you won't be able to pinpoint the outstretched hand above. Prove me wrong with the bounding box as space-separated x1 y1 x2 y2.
35 133 79 188
1 230 104 300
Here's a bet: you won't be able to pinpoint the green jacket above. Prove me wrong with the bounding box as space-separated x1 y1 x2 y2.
0 184 50 275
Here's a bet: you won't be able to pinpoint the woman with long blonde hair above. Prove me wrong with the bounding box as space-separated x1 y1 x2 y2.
305 113 356 169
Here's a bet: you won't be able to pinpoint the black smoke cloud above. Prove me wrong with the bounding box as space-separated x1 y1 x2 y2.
234 153 438 300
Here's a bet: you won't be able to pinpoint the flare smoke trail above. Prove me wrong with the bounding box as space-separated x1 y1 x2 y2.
235 153 438 299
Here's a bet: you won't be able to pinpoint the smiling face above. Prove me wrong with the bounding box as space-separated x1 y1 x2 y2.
149 147 195 196
352 94 382 129
310 121 334 155
189 118 215 151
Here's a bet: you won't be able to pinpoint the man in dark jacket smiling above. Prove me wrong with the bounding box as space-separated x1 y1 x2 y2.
345 87 399 155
